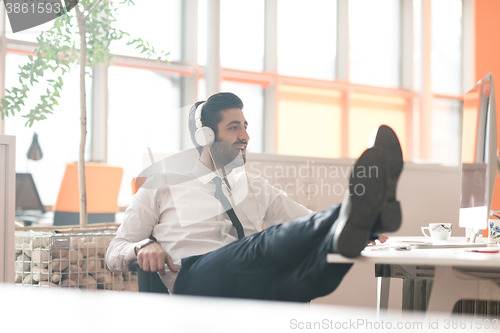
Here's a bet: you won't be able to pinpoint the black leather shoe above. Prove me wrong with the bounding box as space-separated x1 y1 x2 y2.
333 147 387 258
371 125 404 233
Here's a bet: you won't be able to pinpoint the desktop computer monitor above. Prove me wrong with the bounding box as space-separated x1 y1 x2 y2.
15 173 45 226
459 73 497 233
15 173 45 213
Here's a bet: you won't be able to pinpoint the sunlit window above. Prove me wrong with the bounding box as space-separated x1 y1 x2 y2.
198 78 207 101
220 0 264 72
348 93 407 159
0 0 470 199
349 0 401 88
432 98 462 165
4 53 91 205
108 66 181 206
110 0 182 61
413 0 423 91
198 0 208 66
277 0 337 80
277 85 342 158
431 0 462 95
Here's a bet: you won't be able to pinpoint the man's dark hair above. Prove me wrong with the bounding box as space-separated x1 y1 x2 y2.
188 92 244 154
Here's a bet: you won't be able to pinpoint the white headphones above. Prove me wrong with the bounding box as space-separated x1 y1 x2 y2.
194 102 215 146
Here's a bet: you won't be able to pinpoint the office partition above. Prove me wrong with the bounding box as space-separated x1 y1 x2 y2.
0 135 15 283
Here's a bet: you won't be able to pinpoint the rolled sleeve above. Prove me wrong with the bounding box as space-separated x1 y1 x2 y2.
106 177 162 272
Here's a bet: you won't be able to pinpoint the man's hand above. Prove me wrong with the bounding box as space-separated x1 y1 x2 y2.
137 242 178 275
368 234 389 246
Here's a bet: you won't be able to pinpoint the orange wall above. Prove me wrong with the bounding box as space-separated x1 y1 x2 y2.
475 0 500 83
475 0 500 212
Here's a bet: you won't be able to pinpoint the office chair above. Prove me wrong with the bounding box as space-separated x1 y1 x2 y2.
131 177 147 195
129 260 170 294
53 163 123 226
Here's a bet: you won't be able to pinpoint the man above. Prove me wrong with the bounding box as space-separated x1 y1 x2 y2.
106 92 403 302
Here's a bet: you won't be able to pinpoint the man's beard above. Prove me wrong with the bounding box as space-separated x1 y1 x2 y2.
210 142 246 172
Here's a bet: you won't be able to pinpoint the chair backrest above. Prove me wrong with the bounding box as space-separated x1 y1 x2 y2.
131 177 147 195
53 163 123 226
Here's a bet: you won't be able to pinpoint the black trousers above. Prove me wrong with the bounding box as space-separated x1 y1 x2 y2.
173 204 352 302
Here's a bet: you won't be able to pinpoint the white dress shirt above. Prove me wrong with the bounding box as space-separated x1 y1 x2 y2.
106 160 312 291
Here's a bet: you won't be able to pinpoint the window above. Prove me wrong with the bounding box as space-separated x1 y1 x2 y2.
412 0 463 165
348 93 407 158
198 78 207 101
277 85 342 158
220 0 265 72
277 0 337 80
4 53 91 205
0 0 469 209
198 0 208 66
107 66 181 206
413 0 423 91
110 0 182 61
348 0 401 88
431 0 462 95
431 98 462 165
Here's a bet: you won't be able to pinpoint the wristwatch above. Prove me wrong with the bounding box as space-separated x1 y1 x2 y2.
134 235 157 256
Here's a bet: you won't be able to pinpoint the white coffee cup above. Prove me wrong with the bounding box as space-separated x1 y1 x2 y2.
421 223 452 241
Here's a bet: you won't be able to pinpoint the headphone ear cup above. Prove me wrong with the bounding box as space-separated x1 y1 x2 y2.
195 127 215 146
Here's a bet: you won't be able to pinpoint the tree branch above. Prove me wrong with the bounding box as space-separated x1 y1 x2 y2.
84 0 92 12
85 0 103 20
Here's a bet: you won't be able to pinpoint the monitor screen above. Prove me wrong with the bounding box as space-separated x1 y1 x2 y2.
459 73 496 230
15 173 45 213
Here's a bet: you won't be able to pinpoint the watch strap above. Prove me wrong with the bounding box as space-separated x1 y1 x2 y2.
134 235 157 256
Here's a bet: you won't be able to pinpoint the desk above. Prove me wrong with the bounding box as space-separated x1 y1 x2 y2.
6 284 495 333
327 237 500 313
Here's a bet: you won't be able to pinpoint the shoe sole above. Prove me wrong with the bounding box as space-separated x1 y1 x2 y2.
373 125 403 233
334 148 386 258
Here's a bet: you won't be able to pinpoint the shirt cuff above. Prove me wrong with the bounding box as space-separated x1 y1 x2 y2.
123 243 139 270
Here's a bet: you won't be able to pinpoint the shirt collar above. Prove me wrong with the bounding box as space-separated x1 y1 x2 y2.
192 160 236 187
